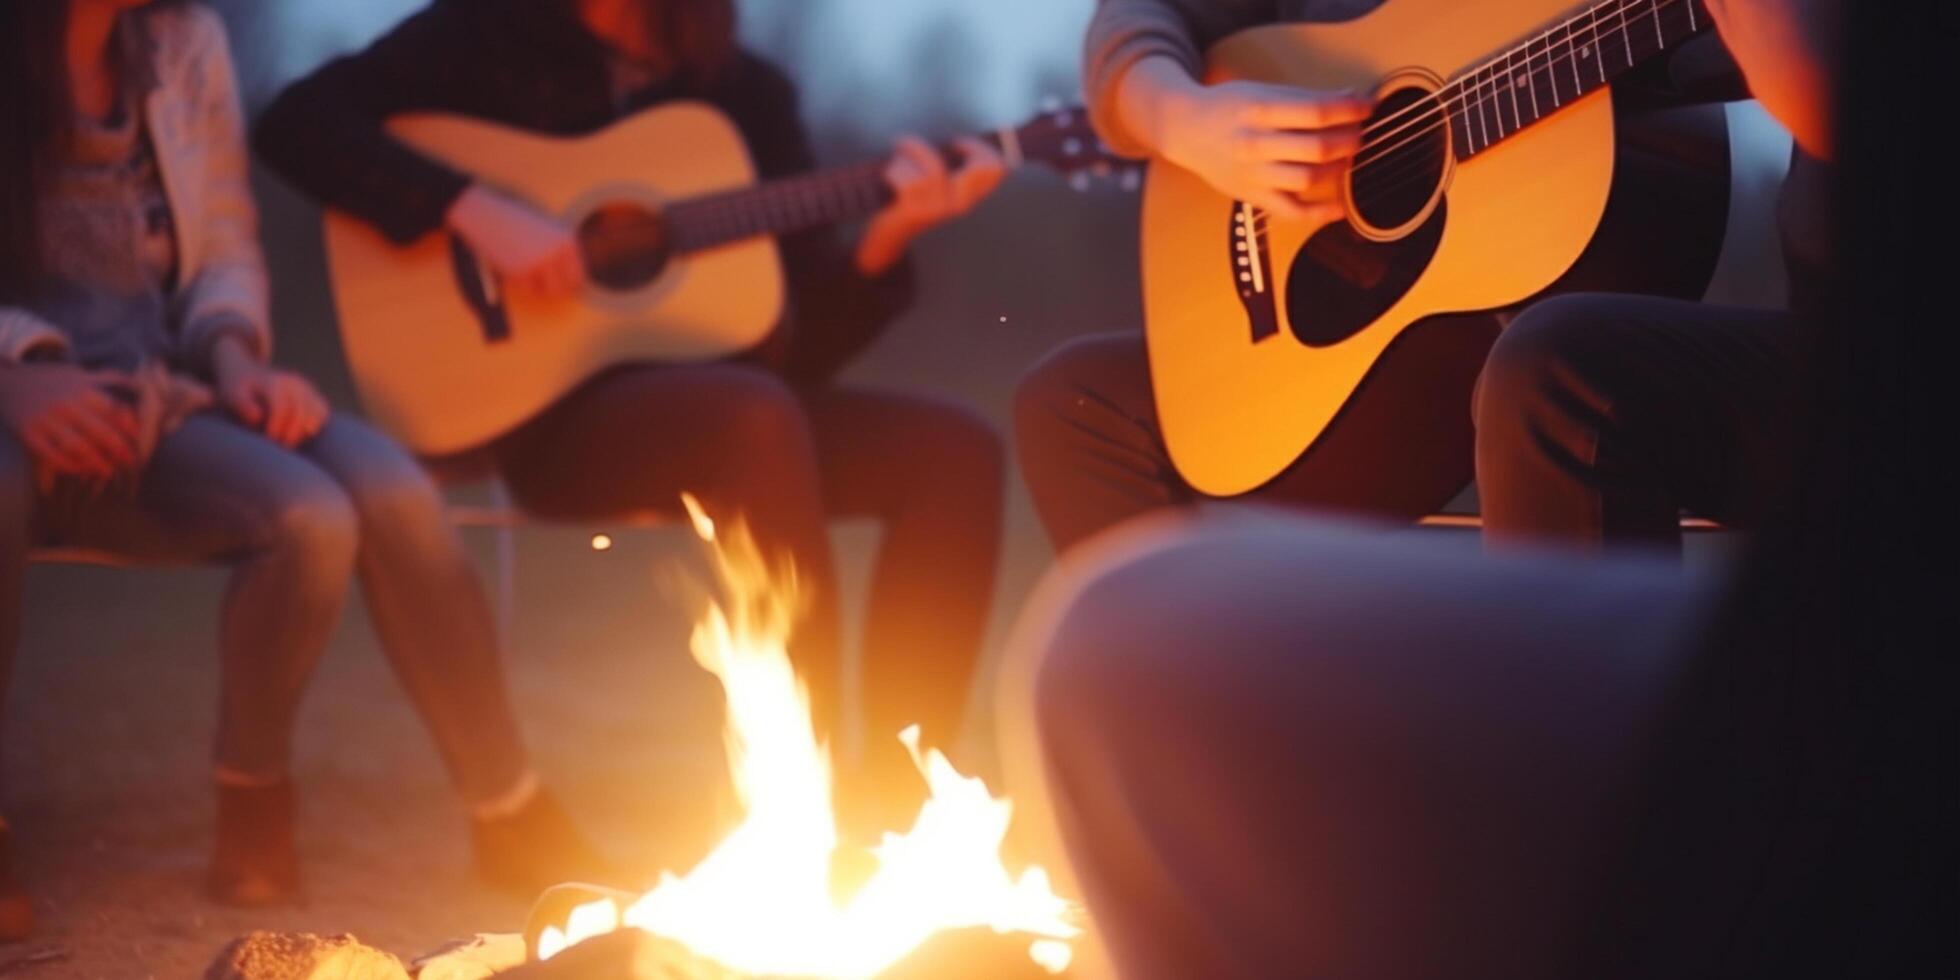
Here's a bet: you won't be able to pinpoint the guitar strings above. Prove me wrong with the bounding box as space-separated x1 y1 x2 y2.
1353 0 1689 175
1356 0 1677 160
594 159 890 253
1356 0 1674 147
1330 2 1685 220
1342 0 1692 211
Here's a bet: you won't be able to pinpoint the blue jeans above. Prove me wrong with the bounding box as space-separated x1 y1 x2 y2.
0 412 529 805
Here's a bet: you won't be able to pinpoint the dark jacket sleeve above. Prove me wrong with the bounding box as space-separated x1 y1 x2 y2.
252 2 480 244
722 56 917 386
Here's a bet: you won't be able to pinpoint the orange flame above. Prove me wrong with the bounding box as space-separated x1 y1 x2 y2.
537 495 1079 977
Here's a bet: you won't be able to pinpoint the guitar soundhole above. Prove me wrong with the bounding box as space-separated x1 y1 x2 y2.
578 203 671 292
1348 86 1449 238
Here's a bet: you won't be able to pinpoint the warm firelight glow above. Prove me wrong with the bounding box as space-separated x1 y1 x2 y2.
537 495 1079 977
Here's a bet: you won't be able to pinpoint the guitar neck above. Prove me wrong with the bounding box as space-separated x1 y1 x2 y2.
664 130 1017 255
1446 0 1710 161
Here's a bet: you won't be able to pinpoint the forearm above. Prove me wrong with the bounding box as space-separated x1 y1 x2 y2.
0 308 72 365
209 333 262 385
1705 0 1838 157
1107 55 1207 161
1084 0 1277 155
182 13 274 374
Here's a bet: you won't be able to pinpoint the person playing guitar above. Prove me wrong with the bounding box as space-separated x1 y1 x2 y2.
1016 0 1739 552
254 0 1008 835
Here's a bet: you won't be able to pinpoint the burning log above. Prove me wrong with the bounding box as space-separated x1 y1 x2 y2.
506 502 1079 978
521 884 1068 980
220 503 1077 980
203 932 408 980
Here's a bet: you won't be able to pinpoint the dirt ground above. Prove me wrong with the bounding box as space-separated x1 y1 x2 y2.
4 525 812 978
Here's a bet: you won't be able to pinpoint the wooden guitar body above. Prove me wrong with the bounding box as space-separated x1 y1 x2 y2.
324 103 783 456
1143 0 1621 496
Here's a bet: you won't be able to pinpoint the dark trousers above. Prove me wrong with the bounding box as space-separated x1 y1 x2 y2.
488 364 1004 793
1013 317 1502 551
1475 294 1809 550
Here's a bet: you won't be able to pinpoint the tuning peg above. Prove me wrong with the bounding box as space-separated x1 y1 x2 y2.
1093 161 1113 178
1041 94 1065 113
1121 168 1143 192
1063 137 1083 157
1070 172 1093 193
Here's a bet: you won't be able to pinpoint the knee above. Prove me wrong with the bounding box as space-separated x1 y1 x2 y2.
1012 339 1102 450
1475 296 1615 426
342 460 449 544
1032 579 1132 772
262 482 359 578
711 371 816 462
303 418 453 547
1033 562 1195 770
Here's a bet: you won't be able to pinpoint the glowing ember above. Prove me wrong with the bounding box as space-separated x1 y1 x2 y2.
537 495 1079 977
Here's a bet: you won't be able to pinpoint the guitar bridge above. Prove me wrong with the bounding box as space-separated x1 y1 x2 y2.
1230 202 1281 343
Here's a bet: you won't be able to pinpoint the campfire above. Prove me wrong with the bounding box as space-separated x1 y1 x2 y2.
205 498 1077 980
526 497 1079 977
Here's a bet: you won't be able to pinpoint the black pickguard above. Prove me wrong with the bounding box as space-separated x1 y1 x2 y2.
1284 202 1448 349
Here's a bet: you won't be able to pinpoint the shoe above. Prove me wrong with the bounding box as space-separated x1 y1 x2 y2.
472 789 616 897
206 781 303 907
0 822 33 943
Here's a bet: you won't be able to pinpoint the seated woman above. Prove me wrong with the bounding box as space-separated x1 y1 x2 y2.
0 0 598 940
253 0 1009 833
1014 1 1954 975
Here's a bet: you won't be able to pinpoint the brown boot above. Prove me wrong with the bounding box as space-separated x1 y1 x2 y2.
207 781 302 907
0 822 33 943
471 789 616 897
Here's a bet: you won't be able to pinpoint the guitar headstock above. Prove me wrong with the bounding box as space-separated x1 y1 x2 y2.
995 101 1142 193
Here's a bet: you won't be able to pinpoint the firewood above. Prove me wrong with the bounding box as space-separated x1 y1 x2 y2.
203 932 409 980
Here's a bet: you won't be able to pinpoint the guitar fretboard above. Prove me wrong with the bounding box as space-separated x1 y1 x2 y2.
663 132 1013 255
1441 0 1710 161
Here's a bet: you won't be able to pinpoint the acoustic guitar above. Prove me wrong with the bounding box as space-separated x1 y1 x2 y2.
324 103 1128 456
1143 0 1715 496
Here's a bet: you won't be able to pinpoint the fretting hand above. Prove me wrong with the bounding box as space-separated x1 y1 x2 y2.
0 363 143 482
446 183 588 298
855 136 1007 275
1118 57 1372 223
